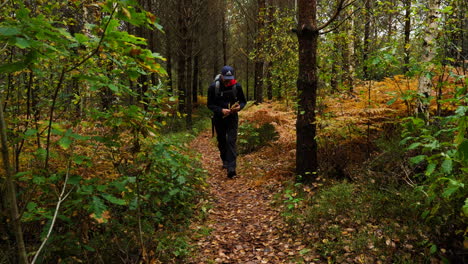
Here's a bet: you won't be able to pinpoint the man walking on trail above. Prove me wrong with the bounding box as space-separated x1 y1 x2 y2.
208 66 247 178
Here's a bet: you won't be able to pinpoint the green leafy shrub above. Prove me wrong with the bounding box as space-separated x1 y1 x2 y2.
237 121 279 154
22 139 206 263
400 104 467 250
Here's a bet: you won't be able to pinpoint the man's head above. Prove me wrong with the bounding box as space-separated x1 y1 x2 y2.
221 66 235 82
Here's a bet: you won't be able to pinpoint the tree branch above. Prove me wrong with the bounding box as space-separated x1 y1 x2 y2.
233 0 257 24
319 6 361 35
317 0 356 31
31 160 73 264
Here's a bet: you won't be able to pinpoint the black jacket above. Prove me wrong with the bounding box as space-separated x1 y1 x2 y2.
207 81 247 119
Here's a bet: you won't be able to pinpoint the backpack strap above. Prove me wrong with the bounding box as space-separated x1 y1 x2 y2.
214 74 221 97
232 83 237 100
215 80 220 97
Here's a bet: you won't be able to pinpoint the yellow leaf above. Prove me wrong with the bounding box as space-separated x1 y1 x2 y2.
122 8 131 19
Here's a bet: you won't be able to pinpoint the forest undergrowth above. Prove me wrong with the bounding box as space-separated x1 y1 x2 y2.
188 74 466 263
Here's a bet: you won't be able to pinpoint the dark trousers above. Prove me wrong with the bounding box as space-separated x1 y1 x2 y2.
213 115 238 171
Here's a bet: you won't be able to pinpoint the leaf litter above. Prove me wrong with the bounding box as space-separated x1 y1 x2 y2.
188 103 317 263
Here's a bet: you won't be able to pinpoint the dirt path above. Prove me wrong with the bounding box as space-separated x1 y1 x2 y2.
189 130 315 264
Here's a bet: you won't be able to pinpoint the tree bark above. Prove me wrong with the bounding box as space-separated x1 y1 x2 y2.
296 0 319 182
185 1 194 130
0 100 28 264
254 0 266 103
362 0 371 79
193 55 199 104
222 0 228 66
295 0 348 182
347 5 355 92
266 61 273 100
177 1 187 113
403 0 411 73
166 31 173 93
417 0 441 121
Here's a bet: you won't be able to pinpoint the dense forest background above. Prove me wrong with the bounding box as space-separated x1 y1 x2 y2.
0 0 467 263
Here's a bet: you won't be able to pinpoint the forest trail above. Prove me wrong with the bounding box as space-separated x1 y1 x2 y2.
188 129 315 264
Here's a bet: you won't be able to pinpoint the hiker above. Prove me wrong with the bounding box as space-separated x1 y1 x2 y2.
207 65 247 178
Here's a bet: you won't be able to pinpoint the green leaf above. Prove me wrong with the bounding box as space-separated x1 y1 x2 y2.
409 155 426 165
441 5 453 14
26 202 38 211
72 155 89 165
386 97 397 105
0 51 36 73
68 175 82 185
14 37 31 49
425 140 440 151
457 140 468 164
101 193 126 205
79 185 94 195
430 244 437 254
35 148 47 160
96 185 107 192
169 188 180 196
371 57 381 65
407 142 421 150
455 106 466 116
24 129 38 137
421 210 430 219
442 179 463 198
58 137 73 149
108 84 119 92
17 7 31 19
0 27 21 36
91 196 107 218
33 175 46 184
441 158 453 174
425 163 437 176
0 60 28 73
177 175 186 184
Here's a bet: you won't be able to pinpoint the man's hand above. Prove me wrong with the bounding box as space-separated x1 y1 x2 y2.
231 105 241 113
222 108 231 116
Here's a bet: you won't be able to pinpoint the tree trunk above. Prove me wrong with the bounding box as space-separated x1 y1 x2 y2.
331 62 338 93
347 5 355 92
254 61 264 102
266 61 273 100
0 100 28 264
296 0 319 182
417 0 441 121
177 1 187 113
166 31 173 93
403 0 411 73
222 0 228 66
254 0 266 103
186 8 193 130
362 0 371 79
193 55 199 104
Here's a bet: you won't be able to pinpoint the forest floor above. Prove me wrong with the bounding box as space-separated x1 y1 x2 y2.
187 105 319 263
188 130 318 263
